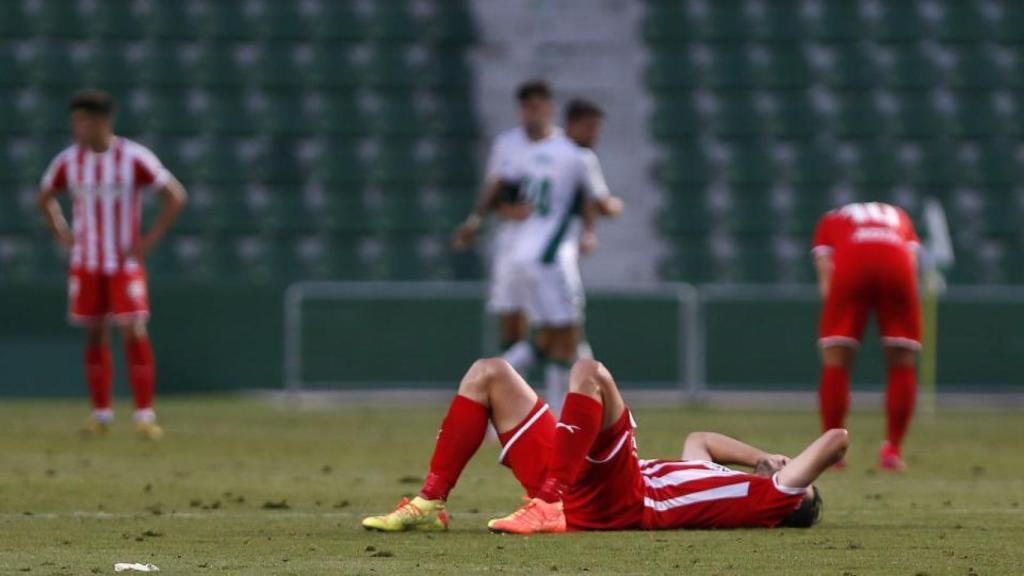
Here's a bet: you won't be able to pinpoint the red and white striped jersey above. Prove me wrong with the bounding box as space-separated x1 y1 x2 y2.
41 137 170 275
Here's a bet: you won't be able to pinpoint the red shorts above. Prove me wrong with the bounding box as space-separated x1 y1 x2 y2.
820 248 921 349
68 267 150 326
498 402 803 530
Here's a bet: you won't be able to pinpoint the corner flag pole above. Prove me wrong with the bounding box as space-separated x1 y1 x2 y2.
919 198 954 415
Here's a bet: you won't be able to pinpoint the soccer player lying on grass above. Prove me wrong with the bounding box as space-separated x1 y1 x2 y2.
363 358 847 534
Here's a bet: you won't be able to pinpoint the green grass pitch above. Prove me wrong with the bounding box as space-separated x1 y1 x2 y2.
0 398 1022 575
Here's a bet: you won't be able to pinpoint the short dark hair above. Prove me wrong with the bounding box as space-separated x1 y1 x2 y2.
565 98 604 123
69 90 115 116
778 485 822 528
516 79 553 102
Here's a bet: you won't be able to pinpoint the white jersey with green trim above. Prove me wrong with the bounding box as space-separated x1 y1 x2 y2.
502 134 609 265
485 126 563 260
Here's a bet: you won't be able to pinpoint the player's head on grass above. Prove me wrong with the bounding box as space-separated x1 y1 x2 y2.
69 89 116 150
778 485 823 528
565 98 605 148
516 79 554 137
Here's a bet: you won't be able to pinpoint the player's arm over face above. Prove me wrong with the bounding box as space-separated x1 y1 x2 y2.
682 432 787 470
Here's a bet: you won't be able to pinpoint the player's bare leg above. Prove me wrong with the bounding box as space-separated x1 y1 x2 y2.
879 345 918 471
81 324 113 436
818 344 856 469
499 311 538 376
536 325 579 417
121 320 162 440
489 359 624 534
363 358 538 532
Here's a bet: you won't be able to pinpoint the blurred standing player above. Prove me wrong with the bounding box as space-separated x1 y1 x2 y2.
36 91 187 439
497 101 623 415
452 80 561 374
813 202 920 470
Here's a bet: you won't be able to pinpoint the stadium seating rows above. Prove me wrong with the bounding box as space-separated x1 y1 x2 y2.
0 0 481 282
646 0 1024 284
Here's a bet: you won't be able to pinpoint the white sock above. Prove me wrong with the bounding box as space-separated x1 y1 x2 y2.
134 408 156 423
92 408 114 423
502 340 538 375
545 362 570 418
577 341 593 360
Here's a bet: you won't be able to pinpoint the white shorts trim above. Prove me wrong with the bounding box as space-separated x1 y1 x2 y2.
818 336 861 349
772 472 807 496
498 403 550 464
68 311 150 327
880 336 922 350
584 430 631 465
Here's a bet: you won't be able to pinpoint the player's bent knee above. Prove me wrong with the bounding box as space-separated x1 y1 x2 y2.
568 359 608 396
461 358 513 393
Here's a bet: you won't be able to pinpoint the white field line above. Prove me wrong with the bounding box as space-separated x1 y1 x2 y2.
0 508 1022 521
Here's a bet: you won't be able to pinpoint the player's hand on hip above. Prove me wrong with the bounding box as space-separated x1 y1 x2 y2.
124 237 156 261
56 229 75 250
451 220 480 250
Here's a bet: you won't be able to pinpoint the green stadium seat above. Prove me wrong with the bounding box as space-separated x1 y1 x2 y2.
647 51 701 90
884 47 941 90
642 1 691 43
659 143 714 185
871 1 928 41
659 191 712 234
970 141 1022 185
371 96 423 137
651 98 701 140
768 92 822 138
700 0 749 42
935 1 993 41
85 44 142 88
365 47 418 88
422 50 473 88
750 2 805 41
724 188 777 234
950 93 1002 138
851 142 901 186
725 142 777 184
430 96 480 137
309 48 362 89
257 92 315 136
905 142 962 186
0 46 27 87
761 46 813 89
138 43 193 87
200 1 253 41
196 138 247 186
426 1 478 44
950 48 1006 89
30 46 86 88
428 142 479 186
315 141 367 189
252 46 309 89
252 3 309 41
195 47 247 88
993 1 1024 42
706 45 757 89
0 2 30 38
831 93 888 138
145 90 202 135
145 2 200 40
369 2 420 42
0 90 29 133
807 1 865 41
31 0 88 39
309 2 367 42
89 0 147 40
824 45 878 89
790 143 839 186
254 138 305 185
316 93 368 136
710 93 763 137
893 92 946 138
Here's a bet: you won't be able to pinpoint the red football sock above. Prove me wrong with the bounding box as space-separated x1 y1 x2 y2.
85 342 113 411
885 365 917 451
420 395 489 501
125 336 156 411
537 392 603 503
819 365 850 432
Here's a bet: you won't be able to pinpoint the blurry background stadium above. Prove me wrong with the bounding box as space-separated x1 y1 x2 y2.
2 0 1024 399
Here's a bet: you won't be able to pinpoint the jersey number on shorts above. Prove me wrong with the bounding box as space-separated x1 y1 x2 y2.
841 202 900 228
521 176 552 217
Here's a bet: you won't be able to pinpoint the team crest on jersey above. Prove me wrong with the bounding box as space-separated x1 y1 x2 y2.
127 279 147 302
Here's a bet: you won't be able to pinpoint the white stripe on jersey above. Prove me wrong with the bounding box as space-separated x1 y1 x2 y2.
66 148 83 269
643 467 745 490
643 481 751 511
101 149 118 273
82 152 99 272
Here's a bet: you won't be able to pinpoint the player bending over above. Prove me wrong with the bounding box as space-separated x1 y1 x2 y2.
363 358 845 534
813 202 920 471
36 90 187 439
